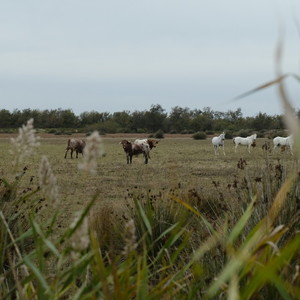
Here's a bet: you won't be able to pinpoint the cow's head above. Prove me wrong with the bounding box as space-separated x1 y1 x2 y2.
147 139 159 149
120 140 132 151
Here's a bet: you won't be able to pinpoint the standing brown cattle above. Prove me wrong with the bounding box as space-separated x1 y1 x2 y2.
120 139 150 164
64 138 86 159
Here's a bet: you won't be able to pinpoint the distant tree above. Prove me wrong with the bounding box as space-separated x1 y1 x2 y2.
250 112 276 131
169 106 192 133
0 105 290 134
144 104 167 132
225 108 243 122
131 110 147 132
79 111 111 125
11 109 23 127
190 114 213 132
202 107 215 119
59 109 78 128
0 109 12 128
112 111 132 132
222 108 244 131
95 119 119 134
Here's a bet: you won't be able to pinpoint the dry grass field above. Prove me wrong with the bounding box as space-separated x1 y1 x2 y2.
0 133 297 230
2 131 300 299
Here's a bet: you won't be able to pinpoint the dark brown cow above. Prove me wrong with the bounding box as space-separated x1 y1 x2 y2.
64 138 86 159
120 140 150 164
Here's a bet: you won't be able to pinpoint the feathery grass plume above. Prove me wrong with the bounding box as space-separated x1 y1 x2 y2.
122 219 138 256
10 118 40 166
38 155 59 206
78 131 104 174
70 212 90 260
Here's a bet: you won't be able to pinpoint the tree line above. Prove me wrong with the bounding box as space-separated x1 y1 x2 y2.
0 104 295 136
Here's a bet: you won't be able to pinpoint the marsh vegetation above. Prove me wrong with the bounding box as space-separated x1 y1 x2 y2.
1 131 300 299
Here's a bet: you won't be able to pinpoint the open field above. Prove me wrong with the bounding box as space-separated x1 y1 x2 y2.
0 133 297 228
2 132 300 299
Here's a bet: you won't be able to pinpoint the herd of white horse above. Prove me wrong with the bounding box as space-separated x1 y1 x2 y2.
212 132 294 155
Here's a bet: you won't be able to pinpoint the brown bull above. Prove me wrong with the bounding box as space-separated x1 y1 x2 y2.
120 139 150 164
64 138 86 159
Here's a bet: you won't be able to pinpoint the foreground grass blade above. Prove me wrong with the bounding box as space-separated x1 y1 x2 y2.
23 255 51 298
60 193 98 242
135 198 152 237
30 218 60 258
227 196 256 245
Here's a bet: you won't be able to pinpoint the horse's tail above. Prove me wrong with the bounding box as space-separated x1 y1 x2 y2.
232 138 235 144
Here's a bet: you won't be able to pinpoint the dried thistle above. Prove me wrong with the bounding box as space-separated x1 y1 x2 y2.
38 156 59 206
10 118 40 166
78 131 104 174
122 219 137 256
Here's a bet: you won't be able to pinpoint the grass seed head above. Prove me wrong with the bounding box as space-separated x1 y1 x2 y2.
122 219 137 256
78 131 104 174
38 155 59 206
70 213 90 260
10 118 40 166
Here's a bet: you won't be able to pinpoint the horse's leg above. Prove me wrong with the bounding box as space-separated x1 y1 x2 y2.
214 145 217 155
222 144 225 156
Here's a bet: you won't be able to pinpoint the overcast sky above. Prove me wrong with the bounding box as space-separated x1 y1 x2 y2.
1 0 300 117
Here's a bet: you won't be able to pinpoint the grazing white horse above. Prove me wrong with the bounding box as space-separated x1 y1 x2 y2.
233 133 257 153
273 135 293 154
212 132 225 155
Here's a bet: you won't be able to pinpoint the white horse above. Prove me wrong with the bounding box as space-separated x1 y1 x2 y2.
273 135 293 154
212 132 225 155
233 133 257 153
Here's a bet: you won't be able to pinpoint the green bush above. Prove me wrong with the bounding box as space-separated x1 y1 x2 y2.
224 131 233 139
136 128 147 133
180 129 195 134
270 129 288 139
192 131 207 140
236 129 253 137
154 129 164 139
205 130 215 135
